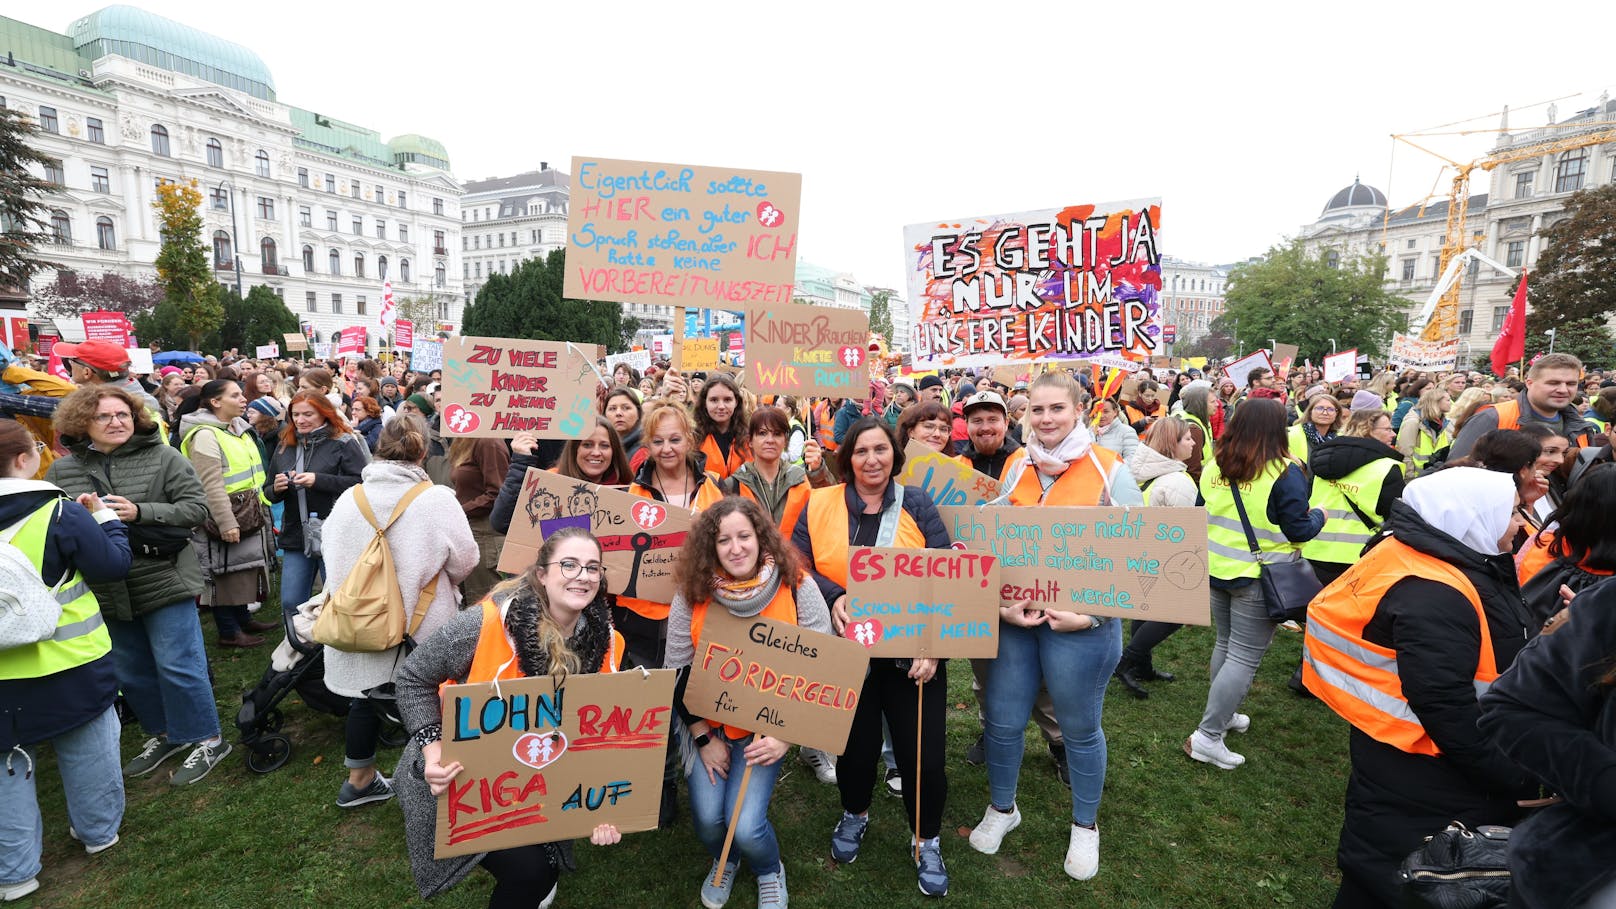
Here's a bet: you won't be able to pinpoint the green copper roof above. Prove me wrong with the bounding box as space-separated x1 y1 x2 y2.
288 107 398 169
388 134 449 169
67 5 276 100
0 15 90 83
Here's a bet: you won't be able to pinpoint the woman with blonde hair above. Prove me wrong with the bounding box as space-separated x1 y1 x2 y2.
1447 387 1494 441
1289 394 1343 463
1395 385 1454 472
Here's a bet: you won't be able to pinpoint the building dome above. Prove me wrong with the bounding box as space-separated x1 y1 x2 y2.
67 5 276 100
1321 177 1387 215
388 134 450 170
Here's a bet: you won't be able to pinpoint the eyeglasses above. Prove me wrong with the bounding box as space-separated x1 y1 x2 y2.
92 412 133 425
545 559 604 580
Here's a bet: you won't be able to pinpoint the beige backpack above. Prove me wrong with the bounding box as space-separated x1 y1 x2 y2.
312 481 441 653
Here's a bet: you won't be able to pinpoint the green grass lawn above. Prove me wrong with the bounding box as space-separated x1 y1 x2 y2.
25 620 1350 908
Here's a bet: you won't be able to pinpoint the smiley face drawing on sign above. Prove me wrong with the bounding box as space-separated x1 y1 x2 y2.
512 731 568 771
442 403 480 435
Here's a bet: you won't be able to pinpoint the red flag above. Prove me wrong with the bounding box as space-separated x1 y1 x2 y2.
1491 270 1528 377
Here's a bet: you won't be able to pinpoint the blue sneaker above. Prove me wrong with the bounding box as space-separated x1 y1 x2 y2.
700 859 738 909
916 837 948 897
830 811 869 863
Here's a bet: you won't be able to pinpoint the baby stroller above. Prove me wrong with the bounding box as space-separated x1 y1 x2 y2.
235 596 406 772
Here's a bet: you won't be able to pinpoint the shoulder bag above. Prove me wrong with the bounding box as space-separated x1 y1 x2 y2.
1229 478 1321 622
1399 821 1510 909
85 469 193 558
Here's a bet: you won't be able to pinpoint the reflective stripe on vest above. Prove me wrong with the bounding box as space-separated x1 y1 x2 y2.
688 589 798 739
805 485 925 588
1300 537 1497 756
0 498 111 681
1301 458 1395 564
1410 424 1451 470
181 424 267 493
1200 459 1293 580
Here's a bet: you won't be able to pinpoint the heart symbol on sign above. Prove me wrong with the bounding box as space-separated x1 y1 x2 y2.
755 201 785 229
442 404 480 434
631 501 666 531
836 346 864 369
512 731 568 770
845 619 883 648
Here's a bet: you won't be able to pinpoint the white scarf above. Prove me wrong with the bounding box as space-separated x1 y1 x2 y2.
1024 424 1095 476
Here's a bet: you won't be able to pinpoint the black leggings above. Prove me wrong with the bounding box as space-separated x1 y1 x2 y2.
836 660 948 839
480 845 560 909
1122 620 1182 663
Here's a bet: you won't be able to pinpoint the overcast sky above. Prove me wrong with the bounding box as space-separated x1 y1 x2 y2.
7 0 1612 293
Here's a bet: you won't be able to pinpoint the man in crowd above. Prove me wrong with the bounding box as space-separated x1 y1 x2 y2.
1450 353 1598 459
53 339 160 415
963 390 1021 479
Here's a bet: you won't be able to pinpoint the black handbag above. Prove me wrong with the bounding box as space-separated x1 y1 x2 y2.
86 472 194 558
1228 480 1321 622
1399 821 1511 909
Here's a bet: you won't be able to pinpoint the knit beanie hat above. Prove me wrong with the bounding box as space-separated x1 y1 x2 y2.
406 393 436 416
247 397 285 421
1349 390 1384 412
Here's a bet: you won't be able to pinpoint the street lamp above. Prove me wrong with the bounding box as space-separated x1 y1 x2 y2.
1546 328 1557 355
215 179 243 300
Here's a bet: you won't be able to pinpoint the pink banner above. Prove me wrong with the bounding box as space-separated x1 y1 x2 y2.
81 311 130 346
338 326 367 358
394 319 414 350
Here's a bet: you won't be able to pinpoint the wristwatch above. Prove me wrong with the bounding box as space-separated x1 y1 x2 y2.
693 731 712 748
1087 615 1107 630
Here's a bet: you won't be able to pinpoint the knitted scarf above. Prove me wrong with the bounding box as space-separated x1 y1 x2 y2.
710 554 781 617
1025 424 1095 476
504 586 614 679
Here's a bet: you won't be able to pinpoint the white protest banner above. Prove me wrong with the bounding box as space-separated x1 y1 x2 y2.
255 343 279 359
1387 334 1459 371
411 339 444 373
1324 349 1358 383
1223 350 1274 389
604 349 651 376
125 348 154 376
312 342 333 359
904 198 1163 369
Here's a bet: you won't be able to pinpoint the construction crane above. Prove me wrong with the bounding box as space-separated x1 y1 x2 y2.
1392 114 1616 342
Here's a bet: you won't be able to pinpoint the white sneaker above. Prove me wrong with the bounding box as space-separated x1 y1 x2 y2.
1184 731 1245 770
1064 824 1100 880
69 826 119 855
1225 713 1251 734
538 883 557 909
799 747 837 785
0 878 39 901
967 803 1021 855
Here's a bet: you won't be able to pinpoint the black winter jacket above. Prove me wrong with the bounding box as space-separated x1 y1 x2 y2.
487 441 565 536
263 426 368 552
967 436 1022 481
1307 435 1405 520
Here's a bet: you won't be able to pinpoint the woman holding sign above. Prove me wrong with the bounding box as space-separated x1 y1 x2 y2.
969 370 1142 881
394 527 626 908
791 415 953 898
665 497 832 909
692 374 751 481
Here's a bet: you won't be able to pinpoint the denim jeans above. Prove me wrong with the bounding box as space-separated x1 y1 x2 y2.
686 734 783 875
280 550 324 619
107 600 221 744
0 705 124 886
983 621 1121 826
1197 582 1278 739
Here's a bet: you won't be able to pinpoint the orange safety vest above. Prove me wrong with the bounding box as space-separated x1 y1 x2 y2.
812 401 837 453
697 433 750 481
1301 538 1498 756
1515 528 1556 585
453 599 626 688
619 478 726 621
804 485 926 587
999 445 1121 506
687 586 798 739
1489 399 1594 446
735 479 811 542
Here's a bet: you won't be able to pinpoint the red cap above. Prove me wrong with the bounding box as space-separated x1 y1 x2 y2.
53 339 130 371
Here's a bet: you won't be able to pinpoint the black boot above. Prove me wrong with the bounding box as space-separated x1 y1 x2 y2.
1113 654 1150 699
1288 663 1315 699
1138 654 1175 682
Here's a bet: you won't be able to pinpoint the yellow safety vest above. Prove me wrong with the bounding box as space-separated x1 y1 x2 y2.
182 423 268 497
1183 412 1214 466
0 499 110 680
1408 423 1452 472
1287 425 1310 464
1301 458 1397 565
1201 459 1295 581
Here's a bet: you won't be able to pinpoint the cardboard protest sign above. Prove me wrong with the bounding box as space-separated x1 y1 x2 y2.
1387 334 1458 371
682 608 868 754
255 343 279 359
903 198 1163 370
411 339 443 373
843 547 1000 658
898 440 1001 506
440 337 601 440
1222 350 1274 389
743 303 869 396
435 670 675 859
676 338 719 372
1271 343 1299 379
605 349 651 376
1323 349 1357 383
394 320 415 351
938 505 1210 625
81 311 129 346
498 469 691 603
563 156 801 311
282 332 309 352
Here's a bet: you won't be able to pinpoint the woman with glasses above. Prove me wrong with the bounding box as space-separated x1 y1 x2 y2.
47 386 226 785
1289 394 1343 463
318 414 478 810
395 526 625 909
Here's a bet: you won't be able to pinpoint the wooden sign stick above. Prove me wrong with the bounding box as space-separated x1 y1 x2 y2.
913 680 925 863
713 762 755 884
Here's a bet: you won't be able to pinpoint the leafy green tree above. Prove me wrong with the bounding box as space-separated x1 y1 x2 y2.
1528 184 1616 366
867 288 895 341
152 180 223 350
0 107 61 293
218 286 300 351
134 299 219 352
1220 239 1407 362
462 248 637 352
